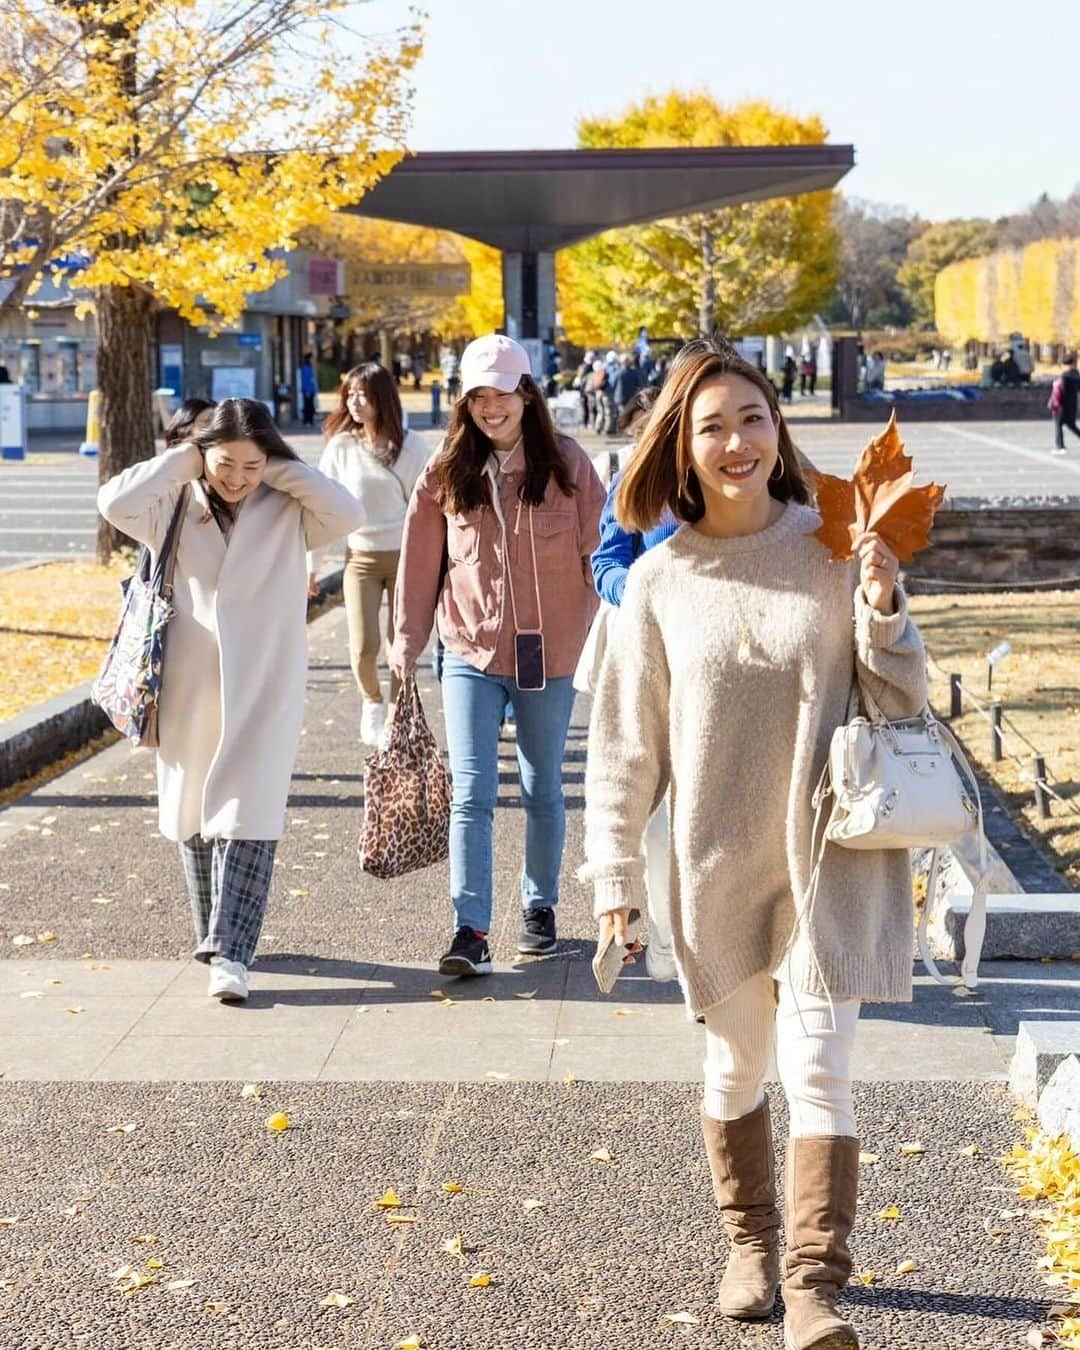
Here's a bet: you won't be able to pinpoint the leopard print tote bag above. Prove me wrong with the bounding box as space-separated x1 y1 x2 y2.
358 675 452 878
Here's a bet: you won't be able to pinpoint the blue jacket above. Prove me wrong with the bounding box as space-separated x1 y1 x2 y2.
590 472 678 607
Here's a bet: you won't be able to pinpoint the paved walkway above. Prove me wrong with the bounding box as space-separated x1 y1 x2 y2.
1 605 1075 1347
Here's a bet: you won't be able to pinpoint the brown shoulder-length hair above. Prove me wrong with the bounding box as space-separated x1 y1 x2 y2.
434 373 575 514
322 361 405 464
616 338 810 533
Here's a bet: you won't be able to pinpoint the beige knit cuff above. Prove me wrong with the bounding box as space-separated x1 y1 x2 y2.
592 875 646 919
855 584 909 647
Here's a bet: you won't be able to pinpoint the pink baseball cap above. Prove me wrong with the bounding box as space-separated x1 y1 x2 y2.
459 334 531 396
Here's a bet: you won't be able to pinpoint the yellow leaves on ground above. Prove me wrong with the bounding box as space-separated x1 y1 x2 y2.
589 1149 613 1164
1003 1129 1080 1348
394 1337 423 1349
960 1144 982 1158
264 1112 291 1133
522 1198 545 1213
319 1291 355 1309
440 1182 463 1195
375 1188 402 1210
467 1272 492 1288
854 1270 877 1287
895 1259 919 1275
0 559 132 719
858 1152 880 1165
873 1205 902 1222
0 1217 23 1227
899 1142 926 1156
662 1311 700 1326
240 1083 262 1101
441 1235 464 1258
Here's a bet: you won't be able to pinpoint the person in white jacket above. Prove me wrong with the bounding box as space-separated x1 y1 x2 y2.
98 398 364 1003
309 362 431 746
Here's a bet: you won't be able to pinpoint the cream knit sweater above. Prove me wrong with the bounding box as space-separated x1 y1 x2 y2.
582 501 928 1015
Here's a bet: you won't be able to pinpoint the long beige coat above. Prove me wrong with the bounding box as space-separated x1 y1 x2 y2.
98 446 364 842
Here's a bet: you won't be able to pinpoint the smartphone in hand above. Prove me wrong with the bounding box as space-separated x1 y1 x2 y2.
591 908 643 997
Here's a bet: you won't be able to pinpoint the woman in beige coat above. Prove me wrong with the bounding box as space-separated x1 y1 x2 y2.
99 399 364 1002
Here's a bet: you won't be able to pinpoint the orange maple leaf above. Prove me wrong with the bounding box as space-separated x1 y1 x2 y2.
809 413 946 564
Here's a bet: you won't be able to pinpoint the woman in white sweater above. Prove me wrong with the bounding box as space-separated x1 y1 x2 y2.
99 399 364 1003
582 340 927 1350
310 362 431 746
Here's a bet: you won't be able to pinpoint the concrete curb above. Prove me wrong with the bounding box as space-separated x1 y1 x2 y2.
0 567 344 794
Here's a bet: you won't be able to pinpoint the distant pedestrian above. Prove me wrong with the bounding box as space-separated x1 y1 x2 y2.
593 359 614 433
310 363 431 747
583 337 926 1349
611 353 643 427
441 348 461 402
391 334 605 979
1050 350 1080 455
97 399 363 1003
781 346 797 402
162 399 215 451
0 364 10 383
413 351 427 390
299 353 318 426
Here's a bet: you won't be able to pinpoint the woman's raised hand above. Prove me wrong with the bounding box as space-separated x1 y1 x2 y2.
854 531 899 615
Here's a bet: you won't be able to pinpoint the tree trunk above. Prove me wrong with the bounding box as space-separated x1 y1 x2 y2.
96 284 157 564
698 221 716 337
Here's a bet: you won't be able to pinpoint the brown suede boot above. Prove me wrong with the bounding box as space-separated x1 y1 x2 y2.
700 1100 782 1320
782 1135 860 1349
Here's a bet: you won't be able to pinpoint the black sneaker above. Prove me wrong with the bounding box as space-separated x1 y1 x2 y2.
517 906 557 955
438 926 492 978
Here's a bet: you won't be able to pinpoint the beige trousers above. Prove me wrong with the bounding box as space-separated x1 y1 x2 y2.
343 548 401 705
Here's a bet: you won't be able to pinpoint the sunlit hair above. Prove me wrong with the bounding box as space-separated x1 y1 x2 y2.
434 373 574 513
164 398 215 448
615 338 809 533
322 361 405 463
193 398 298 460
617 384 659 437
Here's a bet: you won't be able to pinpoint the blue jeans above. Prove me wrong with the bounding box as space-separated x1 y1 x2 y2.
441 652 576 935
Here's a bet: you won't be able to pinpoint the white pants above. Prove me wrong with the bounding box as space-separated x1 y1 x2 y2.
703 972 860 1138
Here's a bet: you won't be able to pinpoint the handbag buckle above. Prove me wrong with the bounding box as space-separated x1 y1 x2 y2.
879 788 898 818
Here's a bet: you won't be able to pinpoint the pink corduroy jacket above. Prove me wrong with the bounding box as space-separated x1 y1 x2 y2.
392 436 605 679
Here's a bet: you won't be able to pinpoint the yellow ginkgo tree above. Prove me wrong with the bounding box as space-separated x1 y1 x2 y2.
0 0 421 560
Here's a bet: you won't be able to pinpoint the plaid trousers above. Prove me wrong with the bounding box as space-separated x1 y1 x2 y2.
179 836 277 967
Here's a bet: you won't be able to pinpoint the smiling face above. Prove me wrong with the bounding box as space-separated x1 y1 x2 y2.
686 373 781 509
466 384 526 450
202 438 268 503
345 380 377 430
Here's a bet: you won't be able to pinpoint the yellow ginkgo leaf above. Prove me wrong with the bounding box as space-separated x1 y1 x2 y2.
959 1144 981 1157
874 1205 902 1222
441 1182 464 1195
983 1218 1003 1239
522 1198 545 1213
376 1188 402 1209
513 991 537 1000
662 1311 700 1325
441 1235 464 1257
264 1112 290 1133
394 1337 423 1349
467 1272 492 1288
37 932 57 943
895 1259 918 1275
119 1270 158 1295
589 1148 613 1164
204 1301 231 1314
319 1291 355 1308
564 1072 577 1086
899 1142 925 1156
0 1217 23 1227
240 1083 262 1100
858 1151 880 1165
130 1234 157 1245
386 1214 417 1225
854 1270 878 1287
166 1277 197 1291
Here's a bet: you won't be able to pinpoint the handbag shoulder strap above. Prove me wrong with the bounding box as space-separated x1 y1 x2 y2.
150 486 190 597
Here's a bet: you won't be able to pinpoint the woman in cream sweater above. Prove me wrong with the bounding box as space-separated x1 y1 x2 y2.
582 340 927 1350
99 399 363 1003
310 362 431 747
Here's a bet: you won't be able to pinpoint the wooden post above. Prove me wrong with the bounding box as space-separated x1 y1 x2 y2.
1033 756 1051 819
949 674 962 719
990 703 1004 763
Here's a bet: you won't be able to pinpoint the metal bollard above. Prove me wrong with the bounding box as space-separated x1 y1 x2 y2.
949 673 962 719
430 380 442 427
1033 755 1051 819
990 703 1003 763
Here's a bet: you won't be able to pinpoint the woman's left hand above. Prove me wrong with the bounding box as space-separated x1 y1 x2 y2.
854 531 899 615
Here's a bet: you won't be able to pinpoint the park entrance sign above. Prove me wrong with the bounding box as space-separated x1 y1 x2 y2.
347 144 854 339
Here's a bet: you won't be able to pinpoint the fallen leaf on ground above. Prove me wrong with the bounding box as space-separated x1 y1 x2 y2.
467 1272 492 1288
146 1258 164 1271
522 1198 545 1213
895 1259 918 1275
858 1152 880 1165
37 932 57 943
11 935 34 947
589 1148 613 1164
119 1270 158 1295
62 1006 85 1015
874 1205 901 1222
264 1112 291 1133
565 1072 577 1086
166 1277 196 1291
441 1235 464 1257
393 1337 422 1349
375 1188 402 1209
204 1301 231 1313
19 991 43 999
480 996 496 1004
240 1083 262 1100
959 1144 982 1157
105 1123 137 1135
662 1311 700 1325
854 1270 878 1286
899 1142 925 1156
441 1182 463 1195
513 991 536 1000
983 1218 1004 1239
386 1214 417 1226
0 1217 22 1227
485 1071 509 1080
130 1234 157 1245
319 1291 355 1308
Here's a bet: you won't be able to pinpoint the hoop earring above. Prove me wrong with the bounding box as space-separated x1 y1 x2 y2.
770 456 786 481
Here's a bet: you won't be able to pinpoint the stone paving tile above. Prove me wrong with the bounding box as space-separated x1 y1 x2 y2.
0 1082 1054 1350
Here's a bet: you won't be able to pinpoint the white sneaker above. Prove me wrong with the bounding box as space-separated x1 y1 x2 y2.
361 700 387 747
645 939 678 983
1050 447 1067 456
208 956 248 1002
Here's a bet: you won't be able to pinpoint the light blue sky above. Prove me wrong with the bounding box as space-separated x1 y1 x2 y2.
360 0 1074 221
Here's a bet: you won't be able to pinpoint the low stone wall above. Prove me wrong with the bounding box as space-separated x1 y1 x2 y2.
841 387 1049 422
905 504 1080 591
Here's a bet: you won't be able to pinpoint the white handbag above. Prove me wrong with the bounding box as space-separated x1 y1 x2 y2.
808 685 989 989
573 602 612 695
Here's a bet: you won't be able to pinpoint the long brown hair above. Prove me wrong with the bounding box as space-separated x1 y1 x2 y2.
616 338 809 533
323 361 406 464
434 374 575 514
194 398 299 460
